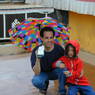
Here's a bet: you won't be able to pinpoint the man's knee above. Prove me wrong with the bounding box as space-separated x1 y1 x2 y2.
32 76 43 88
32 74 48 89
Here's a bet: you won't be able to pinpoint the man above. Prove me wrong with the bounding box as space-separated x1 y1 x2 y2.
31 27 66 95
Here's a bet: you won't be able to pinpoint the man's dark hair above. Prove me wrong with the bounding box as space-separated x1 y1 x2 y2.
40 27 55 38
65 44 77 58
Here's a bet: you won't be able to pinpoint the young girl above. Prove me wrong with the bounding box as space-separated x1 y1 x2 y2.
52 40 95 95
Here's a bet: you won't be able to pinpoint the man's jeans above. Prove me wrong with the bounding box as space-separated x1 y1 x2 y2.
32 68 66 94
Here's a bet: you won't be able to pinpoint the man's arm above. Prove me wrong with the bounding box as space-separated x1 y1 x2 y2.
30 49 41 75
52 45 65 68
52 56 65 68
33 57 41 75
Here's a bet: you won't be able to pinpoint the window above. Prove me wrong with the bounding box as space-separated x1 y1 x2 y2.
6 14 25 37
0 15 3 38
55 9 68 26
0 0 25 3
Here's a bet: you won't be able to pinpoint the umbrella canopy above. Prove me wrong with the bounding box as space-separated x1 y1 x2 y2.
8 17 71 51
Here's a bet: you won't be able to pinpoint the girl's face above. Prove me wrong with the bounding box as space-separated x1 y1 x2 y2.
67 46 74 58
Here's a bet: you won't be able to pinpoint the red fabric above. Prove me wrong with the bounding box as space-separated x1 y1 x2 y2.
52 40 90 86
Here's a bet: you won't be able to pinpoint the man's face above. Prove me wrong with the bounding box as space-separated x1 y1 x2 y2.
42 31 54 48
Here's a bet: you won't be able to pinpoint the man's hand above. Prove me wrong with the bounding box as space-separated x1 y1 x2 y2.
35 46 44 58
33 58 41 75
33 66 40 75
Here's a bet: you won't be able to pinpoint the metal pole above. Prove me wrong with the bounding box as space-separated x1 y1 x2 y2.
25 13 27 19
45 12 48 17
3 14 6 39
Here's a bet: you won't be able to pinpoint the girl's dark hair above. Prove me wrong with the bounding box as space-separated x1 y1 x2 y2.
40 27 55 38
65 44 77 58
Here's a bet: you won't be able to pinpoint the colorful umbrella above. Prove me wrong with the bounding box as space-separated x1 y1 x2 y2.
8 17 71 51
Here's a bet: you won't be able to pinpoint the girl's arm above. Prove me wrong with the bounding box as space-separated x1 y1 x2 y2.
68 59 84 79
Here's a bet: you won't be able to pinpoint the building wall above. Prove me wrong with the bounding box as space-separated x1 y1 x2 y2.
69 12 95 54
25 0 95 16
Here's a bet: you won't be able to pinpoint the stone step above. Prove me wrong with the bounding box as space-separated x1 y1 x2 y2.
0 44 28 56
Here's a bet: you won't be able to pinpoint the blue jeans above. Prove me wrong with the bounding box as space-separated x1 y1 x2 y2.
32 68 66 94
68 84 95 95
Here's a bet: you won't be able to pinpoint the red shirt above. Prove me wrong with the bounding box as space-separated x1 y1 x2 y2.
53 56 90 85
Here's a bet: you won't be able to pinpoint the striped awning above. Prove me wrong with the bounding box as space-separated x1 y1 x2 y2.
25 0 95 16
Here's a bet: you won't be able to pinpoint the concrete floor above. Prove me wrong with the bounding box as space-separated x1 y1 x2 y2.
0 51 95 95
0 53 56 95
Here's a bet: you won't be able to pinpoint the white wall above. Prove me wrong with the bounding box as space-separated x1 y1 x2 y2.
25 0 95 16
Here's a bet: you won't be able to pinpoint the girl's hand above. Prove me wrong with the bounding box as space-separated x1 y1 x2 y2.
64 71 70 75
64 71 71 77
59 64 65 68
